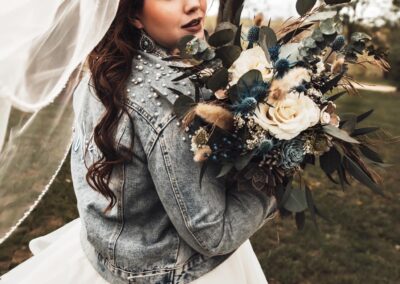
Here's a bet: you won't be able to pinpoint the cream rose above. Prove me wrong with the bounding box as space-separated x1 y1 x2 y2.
251 92 321 140
228 46 273 86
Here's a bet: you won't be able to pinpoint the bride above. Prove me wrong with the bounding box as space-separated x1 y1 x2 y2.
0 0 277 283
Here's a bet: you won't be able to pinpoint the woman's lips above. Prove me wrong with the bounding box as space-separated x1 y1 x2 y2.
181 17 203 33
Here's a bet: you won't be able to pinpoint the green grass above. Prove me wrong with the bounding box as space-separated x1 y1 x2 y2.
1 90 399 283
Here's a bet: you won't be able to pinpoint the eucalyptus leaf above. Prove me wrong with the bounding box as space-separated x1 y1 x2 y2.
173 94 195 119
352 127 379 137
234 151 255 171
208 29 235 47
320 18 337 35
283 188 308 213
215 45 241 68
320 146 341 175
359 144 383 164
206 68 229 92
357 109 374 123
323 125 360 144
343 155 384 196
259 26 277 49
295 212 306 230
296 0 317 16
217 163 234 178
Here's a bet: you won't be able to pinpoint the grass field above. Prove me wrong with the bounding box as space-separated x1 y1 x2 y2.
1 89 399 283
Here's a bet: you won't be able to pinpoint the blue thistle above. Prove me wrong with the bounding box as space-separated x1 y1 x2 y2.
295 83 307 93
274 58 290 77
247 26 260 43
331 35 346 52
268 45 281 62
249 82 269 101
231 97 257 114
256 139 275 155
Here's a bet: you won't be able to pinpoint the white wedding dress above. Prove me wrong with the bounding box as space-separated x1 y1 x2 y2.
0 218 268 284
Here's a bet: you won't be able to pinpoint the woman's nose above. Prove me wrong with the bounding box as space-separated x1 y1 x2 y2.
184 0 202 14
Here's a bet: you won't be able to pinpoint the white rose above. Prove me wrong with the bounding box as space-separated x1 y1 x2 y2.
228 46 273 86
252 92 321 140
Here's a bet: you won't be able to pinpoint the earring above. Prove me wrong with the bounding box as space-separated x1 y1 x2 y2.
139 29 156 53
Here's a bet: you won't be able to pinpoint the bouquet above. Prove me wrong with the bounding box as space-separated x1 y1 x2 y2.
165 0 390 229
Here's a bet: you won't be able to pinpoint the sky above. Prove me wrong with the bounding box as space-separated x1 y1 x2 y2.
206 0 399 23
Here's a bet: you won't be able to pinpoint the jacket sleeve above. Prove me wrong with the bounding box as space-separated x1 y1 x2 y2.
142 113 277 258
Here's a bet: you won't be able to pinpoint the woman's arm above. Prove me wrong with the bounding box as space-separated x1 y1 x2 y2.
141 113 277 258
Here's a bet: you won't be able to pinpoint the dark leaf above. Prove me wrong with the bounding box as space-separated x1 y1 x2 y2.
357 109 374 123
278 182 293 208
234 24 243 49
173 94 195 119
359 144 383 163
296 0 317 16
208 29 235 47
295 211 306 230
328 91 347 101
237 69 263 95
352 127 379 137
199 161 208 189
305 186 319 230
341 116 357 133
217 163 234 178
177 35 196 57
324 0 351 4
323 125 360 144
283 188 308 213
343 155 384 196
320 146 341 175
206 68 229 92
234 151 255 171
215 45 242 68
320 72 344 93
259 26 278 49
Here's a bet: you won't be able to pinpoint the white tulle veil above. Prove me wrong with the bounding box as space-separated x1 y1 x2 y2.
0 0 120 244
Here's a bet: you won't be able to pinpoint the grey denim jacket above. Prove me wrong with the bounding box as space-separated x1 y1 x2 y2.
70 48 277 284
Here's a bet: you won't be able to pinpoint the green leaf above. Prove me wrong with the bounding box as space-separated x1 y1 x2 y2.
234 151 255 171
199 161 208 189
237 69 263 94
323 125 360 144
359 145 383 163
324 0 351 4
320 146 341 175
283 188 308 213
259 26 277 49
208 29 235 47
295 212 306 230
173 94 195 119
352 127 379 137
215 45 242 69
341 116 357 133
343 155 384 196
206 68 229 92
278 182 293 208
217 163 234 178
305 186 319 230
357 109 374 123
296 0 317 16
177 35 196 57
328 91 346 101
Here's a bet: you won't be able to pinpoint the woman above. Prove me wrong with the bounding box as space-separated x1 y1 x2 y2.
0 0 277 283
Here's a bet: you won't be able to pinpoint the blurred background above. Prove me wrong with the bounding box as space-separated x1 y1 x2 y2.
1 0 399 283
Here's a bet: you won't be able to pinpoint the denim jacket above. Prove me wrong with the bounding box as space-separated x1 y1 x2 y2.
70 47 277 284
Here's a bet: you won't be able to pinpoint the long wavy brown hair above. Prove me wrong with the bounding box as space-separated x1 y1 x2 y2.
86 0 144 214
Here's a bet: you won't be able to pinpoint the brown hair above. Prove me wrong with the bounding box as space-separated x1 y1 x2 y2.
85 0 144 214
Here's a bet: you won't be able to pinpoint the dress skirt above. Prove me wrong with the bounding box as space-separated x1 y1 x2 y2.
0 218 268 284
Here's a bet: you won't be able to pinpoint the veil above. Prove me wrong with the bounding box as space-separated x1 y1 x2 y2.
0 0 120 244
